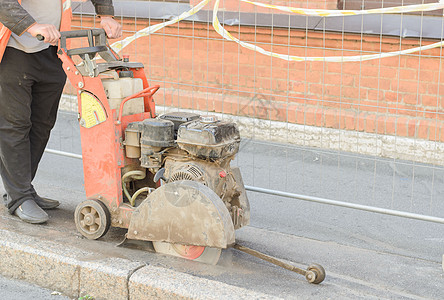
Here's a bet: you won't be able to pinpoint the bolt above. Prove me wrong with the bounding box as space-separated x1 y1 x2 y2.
134 231 138 235
75 71 79 75
78 82 84 88
305 271 316 283
67 67 70 71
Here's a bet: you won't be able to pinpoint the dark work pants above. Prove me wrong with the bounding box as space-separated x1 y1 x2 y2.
0 46 66 213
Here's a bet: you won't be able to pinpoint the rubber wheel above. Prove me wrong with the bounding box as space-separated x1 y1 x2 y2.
306 264 326 284
74 199 111 240
152 241 222 265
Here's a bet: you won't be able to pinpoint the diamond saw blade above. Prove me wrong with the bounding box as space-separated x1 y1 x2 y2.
152 241 222 265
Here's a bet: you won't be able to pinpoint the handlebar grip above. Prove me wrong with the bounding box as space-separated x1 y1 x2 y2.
60 29 106 39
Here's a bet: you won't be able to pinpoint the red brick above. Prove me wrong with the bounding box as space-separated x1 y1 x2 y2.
422 95 439 107
315 108 324 127
361 66 380 77
305 107 316 126
380 67 398 79
420 57 440 72
385 117 396 135
325 85 342 97
296 106 305 124
342 87 360 100
440 123 444 142
408 119 417 137
429 121 439 141
360 77 379 89
376 116 386 134
367 90 384 102
385 91 399 103
419 69 435 82
396 117 408 137
344 111 356 130
418 120 429 140
403 93 419 105
399 81 420 94
325 109 338 128
399 68 418 81
404 57 420 69
357 113 366 131
366 114 377 133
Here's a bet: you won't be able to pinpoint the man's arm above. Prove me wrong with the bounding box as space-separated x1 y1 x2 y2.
0 0 36 36
0 0 59 45
91 0 122 39
91 0 115 17
0 0 121 42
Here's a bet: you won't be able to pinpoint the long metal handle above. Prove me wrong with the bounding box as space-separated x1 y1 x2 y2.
233 244 307 276
233 244 326 284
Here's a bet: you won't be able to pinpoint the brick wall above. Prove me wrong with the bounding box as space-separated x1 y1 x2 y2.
190 0 337 13
70 15 444 143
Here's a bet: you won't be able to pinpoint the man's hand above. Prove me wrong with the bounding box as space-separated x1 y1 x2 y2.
100 17 122 39
27 23 61 45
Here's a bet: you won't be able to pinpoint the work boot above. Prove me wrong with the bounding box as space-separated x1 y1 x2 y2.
3 193 60 210
33 193 60 210
14 199 49 224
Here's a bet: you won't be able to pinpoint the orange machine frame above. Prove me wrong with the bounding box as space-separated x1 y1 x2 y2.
58 47 159 228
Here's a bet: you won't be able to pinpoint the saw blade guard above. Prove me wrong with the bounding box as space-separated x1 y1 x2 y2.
127 180 235 248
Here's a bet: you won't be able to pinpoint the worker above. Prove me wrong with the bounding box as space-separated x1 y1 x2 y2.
0 0 122 224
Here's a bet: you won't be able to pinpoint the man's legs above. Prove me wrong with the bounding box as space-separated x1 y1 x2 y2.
29 46 66 192
0 46 66 218
28 46 66 209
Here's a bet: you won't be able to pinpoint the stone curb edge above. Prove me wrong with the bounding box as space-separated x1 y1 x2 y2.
0 229 277 300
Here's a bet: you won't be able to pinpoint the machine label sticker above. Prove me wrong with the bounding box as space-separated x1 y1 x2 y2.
79 92 107 128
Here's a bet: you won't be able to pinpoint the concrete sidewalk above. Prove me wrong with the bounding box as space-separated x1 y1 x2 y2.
0 208 276 300
0 197 442 299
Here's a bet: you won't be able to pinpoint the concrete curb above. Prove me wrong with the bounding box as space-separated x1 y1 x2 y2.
0 229 277 300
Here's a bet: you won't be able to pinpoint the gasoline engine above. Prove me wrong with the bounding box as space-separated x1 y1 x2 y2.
122 112 250 231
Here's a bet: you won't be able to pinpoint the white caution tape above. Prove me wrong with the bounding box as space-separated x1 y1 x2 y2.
109 0 444 63
241 0 444 16
110 0 210 53
213 0 444 62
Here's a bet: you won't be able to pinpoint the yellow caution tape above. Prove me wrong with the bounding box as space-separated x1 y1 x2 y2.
109 0 444 63
241 0 444 16
110 0 211 53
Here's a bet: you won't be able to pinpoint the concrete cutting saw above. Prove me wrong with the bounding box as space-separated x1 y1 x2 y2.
54 29 325 284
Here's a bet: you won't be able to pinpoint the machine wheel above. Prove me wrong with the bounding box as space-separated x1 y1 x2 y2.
305 264 326 284
152 241 222 265
74 199 111 240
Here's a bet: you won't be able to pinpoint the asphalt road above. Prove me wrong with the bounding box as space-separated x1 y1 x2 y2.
4 110 443 298
0 274 69 299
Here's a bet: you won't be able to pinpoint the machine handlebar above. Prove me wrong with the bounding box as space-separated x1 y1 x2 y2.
60 29 108 58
